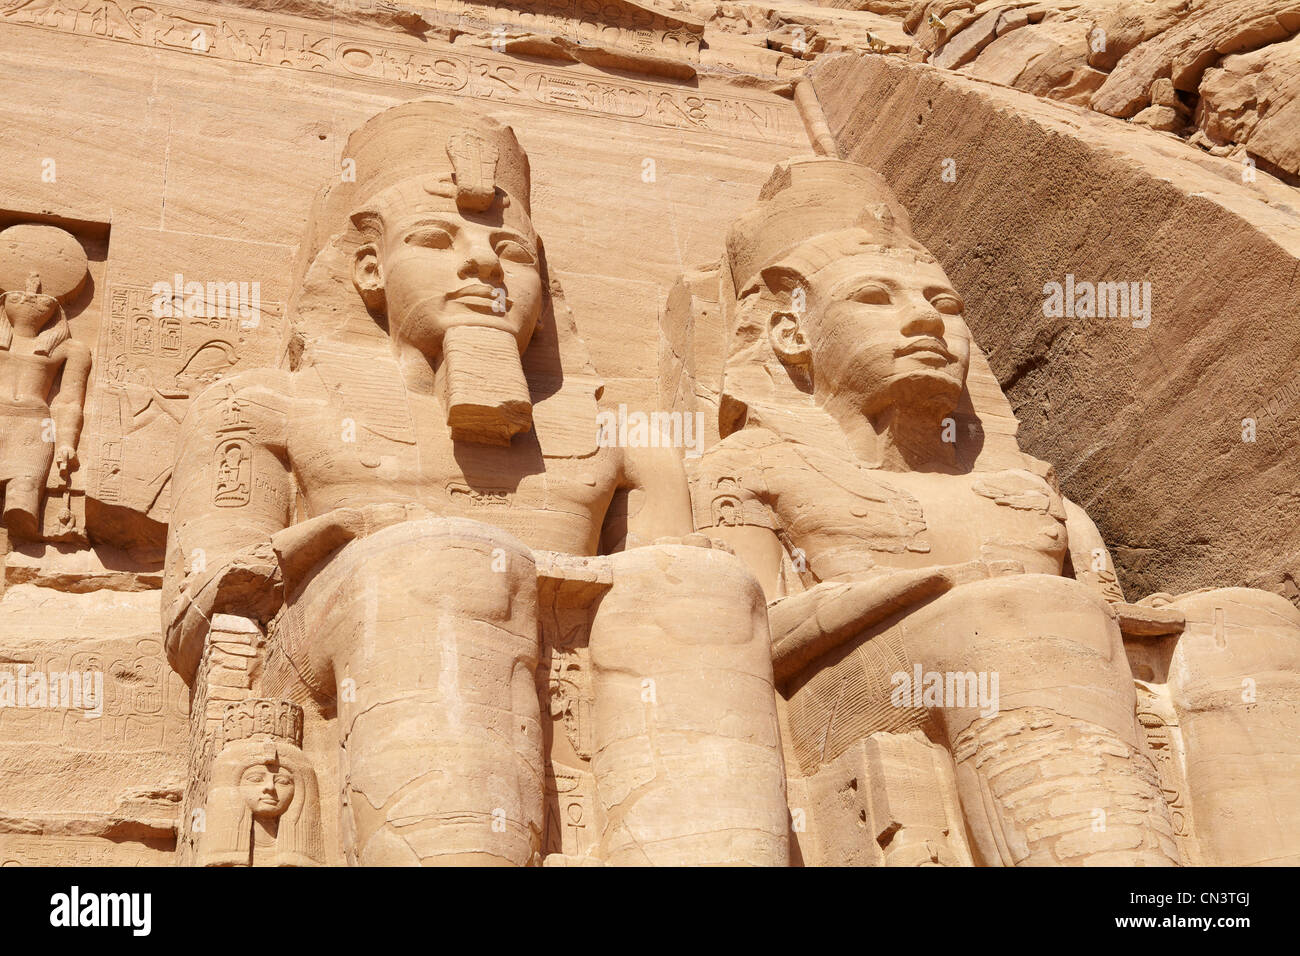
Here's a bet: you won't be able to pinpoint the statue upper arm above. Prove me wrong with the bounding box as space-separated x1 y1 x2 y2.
162 369 293 679
612 442 694 547
1062 495 1126 603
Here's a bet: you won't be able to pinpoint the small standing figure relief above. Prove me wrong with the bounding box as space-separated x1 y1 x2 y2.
0 224 92 539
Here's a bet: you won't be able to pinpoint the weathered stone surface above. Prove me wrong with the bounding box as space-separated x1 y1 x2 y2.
1091 0 1300 115
905 0 1300 182
809 53 1300 606
932 6 1002 69
0 0 1297 871
0 584 186 864
1196 32 1300 176
1085 0 1190 72
963 16 1106 104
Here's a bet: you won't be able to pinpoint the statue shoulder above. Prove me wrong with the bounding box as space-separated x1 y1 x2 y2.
181 367 295 445
695 428 786 491
51 336 91 362
961 447 1064 513
697 426 783 468
692 427 788 530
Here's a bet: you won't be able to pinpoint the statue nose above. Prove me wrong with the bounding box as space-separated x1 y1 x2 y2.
459 236 504 282
901 306 945 339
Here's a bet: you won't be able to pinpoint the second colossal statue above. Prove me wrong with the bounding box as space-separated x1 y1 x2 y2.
691 157 1300 866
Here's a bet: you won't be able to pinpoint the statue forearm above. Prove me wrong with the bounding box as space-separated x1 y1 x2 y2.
51 343 90 456
51 403 83 452
163 539 283 681
769 561 999 682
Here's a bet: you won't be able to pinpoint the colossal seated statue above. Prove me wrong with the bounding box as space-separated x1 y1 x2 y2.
690 157 1300 866
162 101 788 866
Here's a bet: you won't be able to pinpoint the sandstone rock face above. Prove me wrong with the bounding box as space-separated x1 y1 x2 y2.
0 0 1298 868
1195 31 1300 178
809 53 1300 608
897 0 1300 178
0 584 184 865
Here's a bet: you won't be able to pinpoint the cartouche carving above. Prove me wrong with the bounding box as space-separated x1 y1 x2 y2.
163 100 788 867
0 224 92 539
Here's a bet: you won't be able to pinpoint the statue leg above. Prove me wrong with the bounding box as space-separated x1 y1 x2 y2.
1166 588 1300 865
588 544 789 866
903 574 1180 866
282 517 544 866
0 411 53 539
1 475 43 538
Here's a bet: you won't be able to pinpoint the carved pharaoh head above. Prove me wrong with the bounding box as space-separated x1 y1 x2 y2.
0 223 88 354
724 159 972 424
337 101 542 443
347 109 541 355
197 699 323 867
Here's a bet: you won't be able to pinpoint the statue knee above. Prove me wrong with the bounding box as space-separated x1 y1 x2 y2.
588 545 787 864
1163 588 1300 864
344 515 536 589
591 544 773 715
590 543 772 692
282 515 540 698
287 518 547 867
2 475 42 533
926 573 1120 654
905 573 1135 743
1167 587 1300 695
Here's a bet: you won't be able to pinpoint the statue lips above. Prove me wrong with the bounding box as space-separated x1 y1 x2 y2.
896 336 956 365
448 282 506 315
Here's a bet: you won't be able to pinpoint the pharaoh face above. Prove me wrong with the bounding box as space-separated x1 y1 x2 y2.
783 232 971 418
238 762 296 820
355 190 543 361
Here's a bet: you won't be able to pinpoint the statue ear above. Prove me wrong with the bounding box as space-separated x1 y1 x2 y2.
756 262 813 367
768 310 810 367
352 242 386 311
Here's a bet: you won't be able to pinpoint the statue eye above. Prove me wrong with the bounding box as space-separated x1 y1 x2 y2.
931 293 963 314
495 238 535 264
405 227 452 249
849 284 891 305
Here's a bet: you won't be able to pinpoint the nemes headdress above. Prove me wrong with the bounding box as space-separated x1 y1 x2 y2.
295 101 531 290
289 98 553 450
725 157 929 298
334 100 533 246
716 157 1035 475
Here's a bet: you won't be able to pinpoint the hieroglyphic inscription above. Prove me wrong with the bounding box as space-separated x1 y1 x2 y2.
409 0 704 61
86 285 283 521
543 762 596 858
0 834 173 866
0 0 799 145
1135 681 1193 846
0 637 189 752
